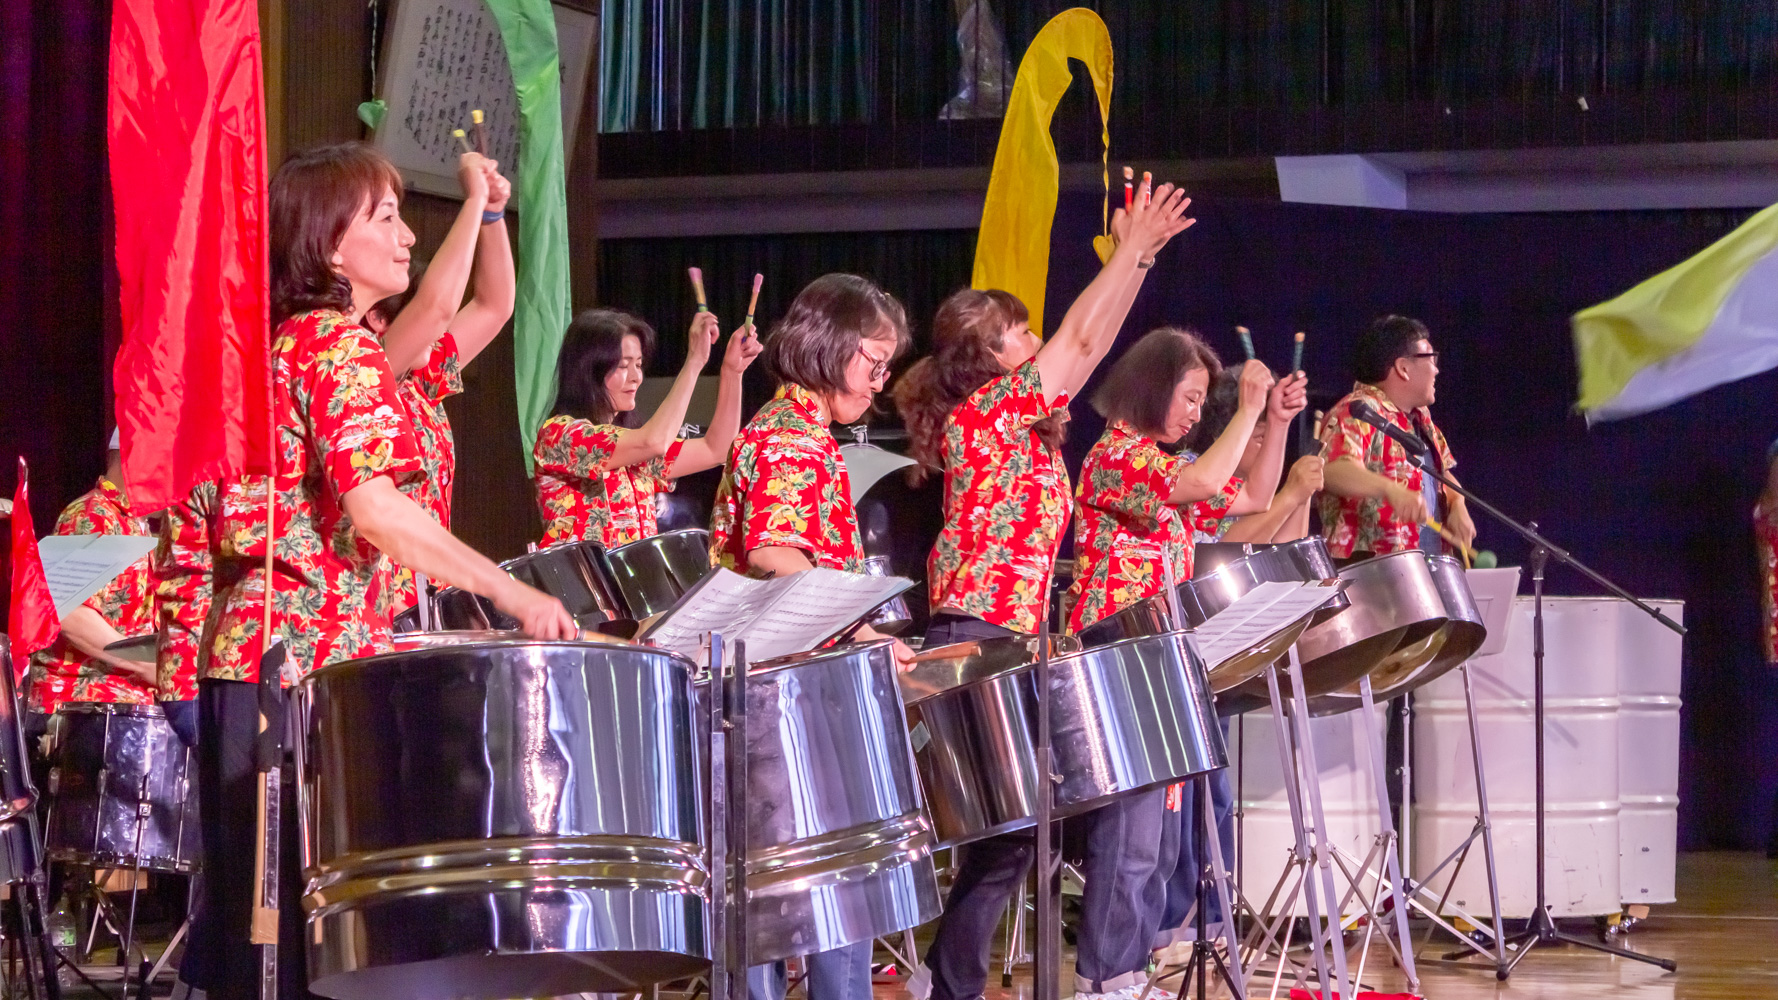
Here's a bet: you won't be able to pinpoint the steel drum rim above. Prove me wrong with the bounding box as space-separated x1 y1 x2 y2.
52 701 166 719
607 526 710 555
898 635 1082 705
738 637 897 679
303 637 699 683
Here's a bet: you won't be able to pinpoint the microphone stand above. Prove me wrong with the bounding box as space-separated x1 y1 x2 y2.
1398 448 1680 979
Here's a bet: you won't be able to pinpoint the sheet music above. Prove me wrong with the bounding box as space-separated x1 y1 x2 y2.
1192 581 1339 669
642 568 912 665
36 534 158 617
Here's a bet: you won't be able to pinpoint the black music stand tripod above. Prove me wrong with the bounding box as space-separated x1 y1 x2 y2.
1399 448 1680 979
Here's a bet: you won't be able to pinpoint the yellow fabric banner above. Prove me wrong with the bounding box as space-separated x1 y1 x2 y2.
970 8 1112 337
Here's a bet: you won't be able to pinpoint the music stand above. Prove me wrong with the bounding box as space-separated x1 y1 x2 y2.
1400 454 1681 978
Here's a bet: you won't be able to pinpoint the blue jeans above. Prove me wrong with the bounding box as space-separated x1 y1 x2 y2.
1156 757 1235 942
749 941 874 1000
1074 787 1169 993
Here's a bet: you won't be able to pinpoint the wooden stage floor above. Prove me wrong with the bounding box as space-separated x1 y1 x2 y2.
887 852 1776 1000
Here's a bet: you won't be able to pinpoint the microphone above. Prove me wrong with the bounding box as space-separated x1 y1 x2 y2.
1348 399 1430 459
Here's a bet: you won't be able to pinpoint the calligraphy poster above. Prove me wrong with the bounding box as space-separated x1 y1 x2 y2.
374 0 597 199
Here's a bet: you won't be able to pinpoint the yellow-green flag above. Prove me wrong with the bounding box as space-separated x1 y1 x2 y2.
1574 201 1778 422
970 8 1112 337
485 0 571 472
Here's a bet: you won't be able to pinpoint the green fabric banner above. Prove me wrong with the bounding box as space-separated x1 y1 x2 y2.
485 0 571 474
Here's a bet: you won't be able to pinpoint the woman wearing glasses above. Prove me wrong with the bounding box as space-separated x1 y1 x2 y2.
890 176 1196 1000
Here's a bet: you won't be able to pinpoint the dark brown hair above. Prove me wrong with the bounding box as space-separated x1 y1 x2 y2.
1093 326 1223 440
892 287 1062 481
552 308 658 426
763 273 910 395
269 142 405 325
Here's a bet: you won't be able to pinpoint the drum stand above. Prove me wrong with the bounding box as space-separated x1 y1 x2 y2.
705 634 750 1000
1402 460 1681 979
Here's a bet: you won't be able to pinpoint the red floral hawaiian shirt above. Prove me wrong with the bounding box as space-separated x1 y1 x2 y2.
387 335 463 609
25 477 156 713
208 310 423 684
533 414 684 549
153 479 252 701
1317 381 1457 559
927 361 1071 633
1065 423 1242 633
709 383 863 574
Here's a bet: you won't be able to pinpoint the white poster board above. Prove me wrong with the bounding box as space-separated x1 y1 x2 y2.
373 0 598 199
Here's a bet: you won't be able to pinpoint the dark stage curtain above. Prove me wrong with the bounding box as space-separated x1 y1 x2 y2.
1042 194 1777 852
0 0 115 622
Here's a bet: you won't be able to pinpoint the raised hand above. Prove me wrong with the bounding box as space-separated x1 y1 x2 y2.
456 152 492 205
1109 176 1196 260
722 322 763 374
482 158 511 214
1268 371 1309 423
1283 454 1324 498
1236 359 1274 415
685 310 721 370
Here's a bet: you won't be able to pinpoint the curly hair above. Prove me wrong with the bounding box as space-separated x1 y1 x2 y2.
891 288 1063 482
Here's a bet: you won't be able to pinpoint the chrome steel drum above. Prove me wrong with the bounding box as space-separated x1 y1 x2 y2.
726 640 939 962
0 638 40 884
603 528 713 619
395 539 627 633
46 702 198 873
1309 553 1487 715
862 555 913 635
1218 550 1447 715
389 629 525 650
1238 537 1352 622
905 631 1225 848
299 639 707 1000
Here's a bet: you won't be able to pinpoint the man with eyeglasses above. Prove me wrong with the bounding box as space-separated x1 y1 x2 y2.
1316 314 1476 562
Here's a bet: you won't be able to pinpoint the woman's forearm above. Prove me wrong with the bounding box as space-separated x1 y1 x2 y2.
670 365 743 476
449 218 516 366
381 191 487 375
1168 406 1263 503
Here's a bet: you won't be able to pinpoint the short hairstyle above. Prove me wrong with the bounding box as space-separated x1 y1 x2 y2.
1092 326 1223 439
552 308 658 426
1353 314 1431 384
269 142 405 324
763 273 910 395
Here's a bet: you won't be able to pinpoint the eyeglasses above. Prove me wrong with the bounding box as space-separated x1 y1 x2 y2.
857 345 891 382
1409 351 1440 363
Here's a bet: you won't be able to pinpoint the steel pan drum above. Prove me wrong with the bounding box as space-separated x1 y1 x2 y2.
603 529 713 619
731 640 940 962
299 639 707 1000
905 631 1225 848
1217 550 1447 715
862 555 914 635
46 702 198 873
1237 537 1352 622
1309 553 1487 715
395 540 626 633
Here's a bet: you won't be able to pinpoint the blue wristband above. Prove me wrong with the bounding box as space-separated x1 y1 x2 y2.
481 208 505 225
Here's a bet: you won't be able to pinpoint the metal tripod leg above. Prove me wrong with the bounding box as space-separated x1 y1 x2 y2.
1283 651 1353 1000
1354 677 1419 992
1249 663 1331 999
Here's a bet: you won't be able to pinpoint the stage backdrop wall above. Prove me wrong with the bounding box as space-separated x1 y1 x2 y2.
1043 193 1777 852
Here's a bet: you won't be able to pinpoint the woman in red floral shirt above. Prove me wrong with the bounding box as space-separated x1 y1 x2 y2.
893 179 1196 1000
533 305 760 548
707 272 910 1000
190 143 574 997
362 151 517 609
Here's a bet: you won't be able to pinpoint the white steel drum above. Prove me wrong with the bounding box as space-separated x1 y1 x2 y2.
1617 599 1683 907
1234 705 1386 918
1412 597 1622 918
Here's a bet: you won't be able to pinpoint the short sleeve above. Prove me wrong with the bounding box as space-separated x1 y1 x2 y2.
533 416 621 478
154 485 215 695
1320 403 1370 465
1189 475 1244 533
309 331 424 499
740 433 832 557
407 333 464 403
643 439 685 492
1087 442 1181 521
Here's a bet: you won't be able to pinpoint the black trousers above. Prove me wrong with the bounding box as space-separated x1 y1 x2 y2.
191 678 311 1000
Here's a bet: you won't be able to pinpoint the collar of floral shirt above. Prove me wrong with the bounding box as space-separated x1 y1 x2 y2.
777 382 830 429
93 475 132 515
1351 379 1428 423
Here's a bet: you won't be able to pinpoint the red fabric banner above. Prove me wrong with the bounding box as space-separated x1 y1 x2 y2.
7 459 60 666
108 0 272 513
